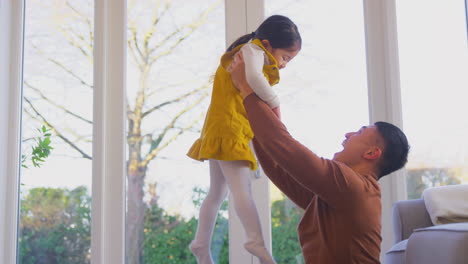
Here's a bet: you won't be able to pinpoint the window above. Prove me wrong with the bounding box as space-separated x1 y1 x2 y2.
125 1 227 263
19 0 93 263
396 0 468 199
265 0 369 260
4 1 465 263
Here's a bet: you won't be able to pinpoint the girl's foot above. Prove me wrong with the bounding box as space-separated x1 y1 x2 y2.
244 240 277 264
189 241 214 264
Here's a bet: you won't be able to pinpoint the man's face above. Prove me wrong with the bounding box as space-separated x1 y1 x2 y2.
333 125 383 165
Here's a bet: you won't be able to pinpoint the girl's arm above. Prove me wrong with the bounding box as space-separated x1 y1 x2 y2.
241 43 280 109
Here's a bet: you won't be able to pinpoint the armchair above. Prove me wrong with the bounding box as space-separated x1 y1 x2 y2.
385 198 468 264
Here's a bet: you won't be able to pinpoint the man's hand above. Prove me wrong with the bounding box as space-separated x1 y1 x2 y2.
228 51 254 99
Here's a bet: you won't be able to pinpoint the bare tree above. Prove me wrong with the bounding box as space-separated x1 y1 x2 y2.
23 0 221 263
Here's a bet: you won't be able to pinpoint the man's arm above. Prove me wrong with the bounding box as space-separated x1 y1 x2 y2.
253 139 313 210
244 95 348 206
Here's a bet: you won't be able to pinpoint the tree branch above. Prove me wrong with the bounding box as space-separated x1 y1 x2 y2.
147 1 221 66
32 44 93 89
59 1 93 62
24 81 93 124
140 91 209 167
146 79 200 98
128 39 145 71
142 82 209 118
128 25 146 64
60 25 93 55
24 97 92 160
143 0 169 51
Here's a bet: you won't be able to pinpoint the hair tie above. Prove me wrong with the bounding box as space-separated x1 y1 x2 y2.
251 31 256 38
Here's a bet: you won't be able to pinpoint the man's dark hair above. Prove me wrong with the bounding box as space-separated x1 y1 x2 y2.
374 121 410 178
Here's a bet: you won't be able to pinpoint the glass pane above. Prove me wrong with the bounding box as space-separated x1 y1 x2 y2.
396 0 468 199
265 1 369 262
125 1 226 263
20 1 93 263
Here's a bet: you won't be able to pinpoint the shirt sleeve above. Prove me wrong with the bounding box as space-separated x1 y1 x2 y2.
253 139 314 209
241 44 280 109
244 94 359 207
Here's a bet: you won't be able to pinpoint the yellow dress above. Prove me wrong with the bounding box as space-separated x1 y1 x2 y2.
187 39 280 170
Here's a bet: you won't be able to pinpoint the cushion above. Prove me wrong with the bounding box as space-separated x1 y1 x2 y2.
422 184 468 225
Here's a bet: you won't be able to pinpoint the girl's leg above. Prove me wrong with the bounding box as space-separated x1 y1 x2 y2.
218 160 276 264
190 159 229 264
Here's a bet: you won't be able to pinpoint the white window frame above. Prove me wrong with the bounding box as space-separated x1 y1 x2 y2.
91 0 127 263
225 1 272 264
0 1 24 263
466 0 468 37
0 0 408 263
363 0 406 261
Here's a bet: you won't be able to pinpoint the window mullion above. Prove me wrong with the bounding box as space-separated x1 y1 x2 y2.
91 0 127 263
363 0 406 261
225 1 270 264
0 1 24 263
245 2 273 264
224 1 250 262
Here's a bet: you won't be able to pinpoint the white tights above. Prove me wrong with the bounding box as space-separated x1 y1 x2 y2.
189 159 276 264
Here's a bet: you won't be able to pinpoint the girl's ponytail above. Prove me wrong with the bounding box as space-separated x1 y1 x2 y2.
226 32 255 51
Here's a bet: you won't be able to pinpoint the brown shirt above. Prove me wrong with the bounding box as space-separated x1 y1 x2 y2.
244 94 382 264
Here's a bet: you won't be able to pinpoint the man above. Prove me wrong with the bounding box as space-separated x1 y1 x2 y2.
228 52 410 264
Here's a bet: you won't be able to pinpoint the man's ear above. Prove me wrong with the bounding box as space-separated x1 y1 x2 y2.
363 147 382 161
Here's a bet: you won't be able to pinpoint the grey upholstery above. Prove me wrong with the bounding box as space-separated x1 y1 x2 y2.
385 199 468 264
385 240 407 264
391 199 432 242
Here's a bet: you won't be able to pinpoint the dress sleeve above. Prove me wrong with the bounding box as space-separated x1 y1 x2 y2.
241 44 280 109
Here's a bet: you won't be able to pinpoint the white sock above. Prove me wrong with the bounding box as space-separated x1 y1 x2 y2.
190 160 228 264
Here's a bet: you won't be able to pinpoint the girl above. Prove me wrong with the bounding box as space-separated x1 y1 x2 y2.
187 15 301 264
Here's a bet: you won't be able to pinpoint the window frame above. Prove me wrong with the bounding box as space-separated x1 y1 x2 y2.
465 0 468 38
225 1 273 263
0 1 24 263
91 0 127 263
362 0 406 260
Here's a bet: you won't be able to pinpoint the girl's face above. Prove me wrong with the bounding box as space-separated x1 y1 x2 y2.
261 40 301 70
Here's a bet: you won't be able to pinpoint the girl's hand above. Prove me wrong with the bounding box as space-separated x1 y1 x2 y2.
228 51 254 98
272 106 281 120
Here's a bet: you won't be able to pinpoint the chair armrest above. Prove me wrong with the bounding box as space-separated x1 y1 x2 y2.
392 198 433 242
405 223 468 264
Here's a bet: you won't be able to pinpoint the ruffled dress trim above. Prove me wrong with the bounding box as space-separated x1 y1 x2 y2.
187 137 257 171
